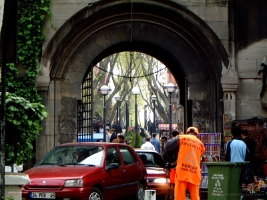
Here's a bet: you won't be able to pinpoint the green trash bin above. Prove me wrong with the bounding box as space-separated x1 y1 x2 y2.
202 162 248 200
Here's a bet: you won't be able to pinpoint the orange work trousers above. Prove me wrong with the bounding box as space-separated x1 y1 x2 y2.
170 168 176 184
174 180 200 200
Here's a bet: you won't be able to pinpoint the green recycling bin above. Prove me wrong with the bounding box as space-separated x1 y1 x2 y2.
202 162 248 200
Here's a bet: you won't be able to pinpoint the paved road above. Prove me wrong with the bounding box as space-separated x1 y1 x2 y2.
186 191 208 200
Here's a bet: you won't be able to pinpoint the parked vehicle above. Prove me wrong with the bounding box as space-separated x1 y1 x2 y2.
22 142 147 200
77 133 104 142
134 148 169 200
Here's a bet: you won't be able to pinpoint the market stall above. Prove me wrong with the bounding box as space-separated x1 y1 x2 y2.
158 123 178 137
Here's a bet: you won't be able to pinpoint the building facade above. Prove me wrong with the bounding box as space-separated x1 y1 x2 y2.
34 0 267 162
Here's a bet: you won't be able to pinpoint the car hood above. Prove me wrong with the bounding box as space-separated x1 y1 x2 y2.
24 166 103 181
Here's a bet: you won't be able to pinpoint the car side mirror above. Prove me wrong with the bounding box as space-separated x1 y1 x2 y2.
105 163 119 170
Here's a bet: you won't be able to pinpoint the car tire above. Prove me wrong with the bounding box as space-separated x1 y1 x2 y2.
89 187 103 200
135 183 145 200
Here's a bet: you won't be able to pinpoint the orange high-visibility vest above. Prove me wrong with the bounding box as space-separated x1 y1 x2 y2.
175 134 205 185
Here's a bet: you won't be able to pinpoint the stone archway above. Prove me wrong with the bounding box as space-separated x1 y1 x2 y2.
37 0 228 160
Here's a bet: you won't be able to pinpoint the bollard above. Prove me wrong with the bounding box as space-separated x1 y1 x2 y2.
145 190 156 200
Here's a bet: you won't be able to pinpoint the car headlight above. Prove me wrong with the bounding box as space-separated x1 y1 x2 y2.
153 178 170 184
64 179 83 187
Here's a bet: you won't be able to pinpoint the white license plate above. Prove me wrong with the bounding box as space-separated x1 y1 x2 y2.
30 192 56 199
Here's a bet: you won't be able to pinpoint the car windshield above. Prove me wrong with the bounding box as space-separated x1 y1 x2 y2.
137 152 165 168
38 145 104 167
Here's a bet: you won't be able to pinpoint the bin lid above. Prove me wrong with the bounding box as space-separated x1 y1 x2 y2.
202 161 249 166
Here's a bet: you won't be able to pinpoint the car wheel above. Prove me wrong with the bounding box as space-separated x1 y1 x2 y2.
135 183 145 200
89 187 103 200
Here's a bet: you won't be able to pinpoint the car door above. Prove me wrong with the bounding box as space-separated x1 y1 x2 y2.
118 146 142 195
104 146 127 199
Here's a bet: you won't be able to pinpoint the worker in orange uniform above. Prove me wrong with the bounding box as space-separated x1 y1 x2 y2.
164 127 205 200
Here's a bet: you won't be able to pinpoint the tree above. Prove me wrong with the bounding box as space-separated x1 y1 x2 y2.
91 52 179 127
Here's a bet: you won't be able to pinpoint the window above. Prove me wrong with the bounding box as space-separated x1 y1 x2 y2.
137 152 164 167
39 145 104 166
119 146 137 165
106 147 122 167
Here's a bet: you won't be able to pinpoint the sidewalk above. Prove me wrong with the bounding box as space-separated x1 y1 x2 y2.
186 191 208 200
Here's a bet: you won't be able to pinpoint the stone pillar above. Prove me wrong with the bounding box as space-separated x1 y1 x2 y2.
221 65 238 137
5 173 30 200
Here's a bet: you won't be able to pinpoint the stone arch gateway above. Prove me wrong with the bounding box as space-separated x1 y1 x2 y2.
37 0 229 160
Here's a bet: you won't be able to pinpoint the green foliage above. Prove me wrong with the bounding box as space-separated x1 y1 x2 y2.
6 63 42 103
5 197 14 200
6 0 52 102
2 0 51 164
126 130 143 148
124 131 134 144
17 0 52 74
3 93 48 165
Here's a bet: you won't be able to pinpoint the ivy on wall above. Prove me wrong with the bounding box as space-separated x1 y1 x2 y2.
7 0 52 102
4 0 52 165
4 92 48 165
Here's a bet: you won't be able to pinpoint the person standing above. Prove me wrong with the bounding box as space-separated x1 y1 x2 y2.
105 126 111 142
111 121 118 133
241 129 256 173
99 122 104 134
147 119 152 136
140 126 145 138
172 130 179 138
160 135 168 159
117 121 123 133
93 119 98 132
225 126 251 162
116 134 128 144
141 137 156 150
164 127 205 200
109 128 117 143
106 120 111 129
150 133 160 153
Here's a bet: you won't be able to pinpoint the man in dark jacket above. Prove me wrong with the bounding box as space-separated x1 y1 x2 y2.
109 128 117 143
241 129 256 173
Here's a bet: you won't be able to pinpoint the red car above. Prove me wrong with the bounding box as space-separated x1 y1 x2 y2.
134 149 170 200
22 142 147 200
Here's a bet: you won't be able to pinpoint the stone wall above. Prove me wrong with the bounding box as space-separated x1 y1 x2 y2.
35 0 267 162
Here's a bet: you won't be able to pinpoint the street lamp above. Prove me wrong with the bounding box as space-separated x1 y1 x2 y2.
132 87 140 148
125 97 129 135
151 94 157 135
143 104 148 131
114 94 121 134
100 85 110 142
163 83 177 138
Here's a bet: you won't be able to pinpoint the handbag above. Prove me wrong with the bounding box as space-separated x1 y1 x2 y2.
241 163 254 184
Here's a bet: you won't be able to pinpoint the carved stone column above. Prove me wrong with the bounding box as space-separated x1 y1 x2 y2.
221 66 238 137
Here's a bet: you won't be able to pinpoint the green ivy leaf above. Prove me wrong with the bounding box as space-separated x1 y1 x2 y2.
1 0 52 166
